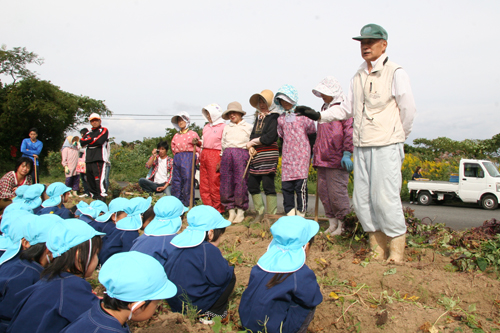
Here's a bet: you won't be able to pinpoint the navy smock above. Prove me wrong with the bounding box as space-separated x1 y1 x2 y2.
36 205 73 219
7 272 98 333
98 229 138 265
164 241 234 313
130 234 176 269
239 265 322 333
60 300 129 333
80 215 116 238
0 256 43 332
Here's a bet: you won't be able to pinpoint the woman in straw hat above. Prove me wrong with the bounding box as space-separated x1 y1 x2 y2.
219 102 253 223
246 90 280 223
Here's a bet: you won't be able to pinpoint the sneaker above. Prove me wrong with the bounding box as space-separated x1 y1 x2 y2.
199 317 214 325
78 194 89 198
409 201 413 204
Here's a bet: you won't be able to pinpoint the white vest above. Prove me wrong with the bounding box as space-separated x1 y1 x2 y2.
352 53 405 147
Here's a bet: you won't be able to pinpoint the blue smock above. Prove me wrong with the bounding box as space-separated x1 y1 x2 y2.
37 205 73 219
7 272 98 333
239 265 323 333
79 215 116 244
98 229 138 265
130 234 176 269
164 241 234 313
60 300 129 333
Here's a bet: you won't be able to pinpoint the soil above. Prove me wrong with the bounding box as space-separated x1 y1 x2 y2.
104 215 500 333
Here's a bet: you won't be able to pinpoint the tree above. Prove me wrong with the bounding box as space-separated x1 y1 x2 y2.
0 45 44 83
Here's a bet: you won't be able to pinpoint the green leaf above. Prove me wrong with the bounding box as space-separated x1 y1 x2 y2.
476 257 488 271
383 268 397 276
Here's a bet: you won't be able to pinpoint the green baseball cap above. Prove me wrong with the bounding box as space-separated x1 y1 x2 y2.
353 24 388 41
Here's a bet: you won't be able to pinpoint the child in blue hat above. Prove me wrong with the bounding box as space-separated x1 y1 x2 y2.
76 200 110 232
60 251 177 332
11 185 29 203
99 197 154 265
164 205 235 323
20 184 45 214
8 219 105 333
239 216 323 333
0 214 61 332
131 196 186 269
37 182 73 219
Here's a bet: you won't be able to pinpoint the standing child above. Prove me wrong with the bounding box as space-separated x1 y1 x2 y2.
219 102 253 223
276 84 316 217
311 76 353 235
247 90 280 223
7 219 104 333
165 205 235 324
198 104 225 213
37 182 73 219
170 112 201 207
61 136 80 197
239 216 323 333
130 196 186 269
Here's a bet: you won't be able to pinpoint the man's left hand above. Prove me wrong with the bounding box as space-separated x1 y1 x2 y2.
295 106 321 121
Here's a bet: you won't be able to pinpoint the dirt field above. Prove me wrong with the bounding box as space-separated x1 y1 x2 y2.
106 215 500 333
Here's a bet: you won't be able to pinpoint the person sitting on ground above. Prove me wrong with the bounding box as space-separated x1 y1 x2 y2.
11 185 30 203
61 136 80 197
239 216 323 333
138 141 173 195
20 128 43 184
93 198 129 251
36 182 73 219
60 251 177 333
20 184 45 215
0 157 33 213
75 200 109 232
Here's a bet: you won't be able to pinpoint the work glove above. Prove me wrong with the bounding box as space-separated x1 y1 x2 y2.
64 166 70 174
295 105 321 121
341 151 353 172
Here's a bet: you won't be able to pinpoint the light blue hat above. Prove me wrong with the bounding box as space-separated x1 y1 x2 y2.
41 182 71 208
116 197 152 231
171 205 230 248
2 202 33 215
0 212 37 265
145 196 187 236
47 219 105 258
274 84 299 113
0 210 34 252
257 216 319 273
12 185 30 202
22 184 45 210
95 197 129 223
77 200 109 219
99 251 177 302
24 214 63 246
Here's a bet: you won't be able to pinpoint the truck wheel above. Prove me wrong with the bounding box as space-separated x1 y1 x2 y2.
418 191 433 206
481 194 498 210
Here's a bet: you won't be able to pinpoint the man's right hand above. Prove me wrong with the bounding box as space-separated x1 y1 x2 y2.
249 147 257 157
295 106 321 121
151 148 157 156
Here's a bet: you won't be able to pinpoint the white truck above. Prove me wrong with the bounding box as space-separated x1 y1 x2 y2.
407 159 500 210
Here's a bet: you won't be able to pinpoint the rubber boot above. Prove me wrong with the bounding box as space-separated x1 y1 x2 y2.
368 231 388 260
325 218 339 235
266 194 277 215
296 210 306 217
228 209 236 223
386 234 406 264
233 209 245 223
251 194 265 223
287 208 296 216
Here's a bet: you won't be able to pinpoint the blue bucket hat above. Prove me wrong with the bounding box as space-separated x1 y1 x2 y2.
12 185 30 202
171 205 230 248
22 184 45 210
42 182 71 208
24 214 63 246
2 202 33 216
95 197 129 223
0 212 37 265
257 216 319 273
47 219 105 258
116 197 152 231
77 200 109 219
145 196 187 236
99 251 177 302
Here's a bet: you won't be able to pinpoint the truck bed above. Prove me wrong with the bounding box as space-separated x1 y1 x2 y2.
407 180 459 193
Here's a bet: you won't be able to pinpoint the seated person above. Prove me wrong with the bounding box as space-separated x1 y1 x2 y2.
37 183 73 219
0 157 33 213
138 141 173 195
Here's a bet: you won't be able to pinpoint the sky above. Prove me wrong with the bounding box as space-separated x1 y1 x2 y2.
2 0 500 145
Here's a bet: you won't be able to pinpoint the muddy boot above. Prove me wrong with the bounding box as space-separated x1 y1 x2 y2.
325 218 339 234
266 194 277 215
251 194 265 224
330 221 343 236
296 210 306 217
233 209 245 223
368 231 388 260
227 209 236 223
286 208 296 216
386 234 406 264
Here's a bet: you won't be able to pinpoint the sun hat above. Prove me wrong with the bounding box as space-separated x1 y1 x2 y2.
221 101 247 120
116 197 152 231
274 84 299 113
22 184 45 210
41 182 71 208
352 23 388 41
24 214 62 246
77 200 109 220
249 90 274 109
95 197 129 222
89 113 101 121
12 185 30 202
0 210 33 251
145 196 187 236
99 251 177 302
202 103 225 125
257 216 319 273
312 76 346 106
0 212 38 265
171 205 230 248
1 202 33 216
47 219 105 258
171 112 191 131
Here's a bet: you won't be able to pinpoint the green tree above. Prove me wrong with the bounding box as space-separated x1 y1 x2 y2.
0 45 44 83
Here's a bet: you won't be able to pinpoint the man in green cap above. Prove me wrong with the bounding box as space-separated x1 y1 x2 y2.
297 23 416 264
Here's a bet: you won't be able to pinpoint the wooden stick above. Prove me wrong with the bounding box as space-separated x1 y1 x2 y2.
242 155 253 180
314 177 319 222
189 145 197 209
33 156 38 184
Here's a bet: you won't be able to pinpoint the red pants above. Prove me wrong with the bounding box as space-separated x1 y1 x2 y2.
200 148 224 212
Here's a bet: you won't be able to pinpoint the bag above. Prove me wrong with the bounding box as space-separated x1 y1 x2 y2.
76 157 86 173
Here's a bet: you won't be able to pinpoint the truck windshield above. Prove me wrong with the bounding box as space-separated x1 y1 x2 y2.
482 162 500 177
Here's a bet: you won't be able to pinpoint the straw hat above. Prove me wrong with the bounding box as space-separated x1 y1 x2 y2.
221 101 246 120
249 89 274 109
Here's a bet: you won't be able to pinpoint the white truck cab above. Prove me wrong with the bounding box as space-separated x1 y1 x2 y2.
408 159 500 210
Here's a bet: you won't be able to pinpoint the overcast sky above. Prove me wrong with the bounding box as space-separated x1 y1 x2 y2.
3 0 499 145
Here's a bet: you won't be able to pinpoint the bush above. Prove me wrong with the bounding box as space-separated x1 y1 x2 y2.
45 151 64 177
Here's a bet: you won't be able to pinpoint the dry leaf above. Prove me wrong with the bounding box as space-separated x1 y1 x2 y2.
329 291 339 299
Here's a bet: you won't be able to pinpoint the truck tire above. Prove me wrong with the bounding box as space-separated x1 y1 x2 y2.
481 194 498 210
418 191 433 206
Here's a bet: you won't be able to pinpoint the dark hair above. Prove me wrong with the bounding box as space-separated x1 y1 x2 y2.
157 141 170 152
203 228 226 243
41 235 102 280
15 157 33 174
414 166 422 173
29 128 38 134
102 294 152 311
69 205 79 215
142 206 155 228
80 128 89 135
20 243 46 263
